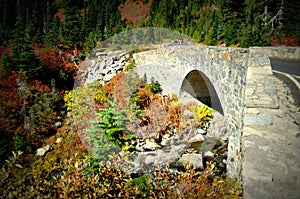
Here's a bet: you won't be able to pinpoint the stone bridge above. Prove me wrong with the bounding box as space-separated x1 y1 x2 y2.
133 45 300 197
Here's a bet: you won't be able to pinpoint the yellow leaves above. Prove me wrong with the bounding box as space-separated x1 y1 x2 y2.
94 82 107 105
64 84 96 124
190 104 213 126
63 90 73 112
121 142 134 151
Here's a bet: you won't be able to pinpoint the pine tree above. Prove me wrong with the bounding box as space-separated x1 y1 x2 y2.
62 4 83 46
281 0 300 41
2 16 42 78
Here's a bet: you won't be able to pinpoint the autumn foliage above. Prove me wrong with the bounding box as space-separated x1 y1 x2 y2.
0 45 79 164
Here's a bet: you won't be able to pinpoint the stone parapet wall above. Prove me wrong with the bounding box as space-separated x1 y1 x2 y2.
263 47 300 59
242 46 300 198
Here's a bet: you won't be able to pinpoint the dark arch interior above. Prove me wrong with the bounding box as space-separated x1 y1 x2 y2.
180 70 223 115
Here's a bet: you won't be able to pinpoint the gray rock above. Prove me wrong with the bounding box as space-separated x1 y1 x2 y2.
36 145 52 156
130 150 173 171
146 150 178 167
55 121 62 127
292 112 300 124
143 138 161 151
143 152 157 165
204 151 214 158
201 137 218 154
207 111 227 139
103 74 115 82
128 143 187 173
188 133 205 144
170 144 188 155
197 128 207 135
177 154 204 170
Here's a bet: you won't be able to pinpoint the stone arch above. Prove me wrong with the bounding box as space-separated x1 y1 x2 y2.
179 70 224 115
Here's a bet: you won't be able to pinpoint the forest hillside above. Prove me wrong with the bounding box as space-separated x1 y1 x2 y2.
0 0 299 198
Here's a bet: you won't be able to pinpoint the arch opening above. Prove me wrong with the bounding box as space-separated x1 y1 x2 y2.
179 70 223 115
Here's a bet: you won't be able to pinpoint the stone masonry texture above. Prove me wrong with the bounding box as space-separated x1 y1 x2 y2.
133 45 300 198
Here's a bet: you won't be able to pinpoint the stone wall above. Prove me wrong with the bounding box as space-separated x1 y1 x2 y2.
84 50 130 85
242 47 300 190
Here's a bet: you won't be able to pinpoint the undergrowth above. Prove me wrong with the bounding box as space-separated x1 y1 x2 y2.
0 71 243 198
0 151 242 198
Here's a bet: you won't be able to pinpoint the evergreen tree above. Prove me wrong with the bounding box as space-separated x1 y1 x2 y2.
1 16 41 78
281 0 300 41
62 5 83 46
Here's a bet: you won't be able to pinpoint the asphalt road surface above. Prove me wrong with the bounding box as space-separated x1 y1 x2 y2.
270 58 300 105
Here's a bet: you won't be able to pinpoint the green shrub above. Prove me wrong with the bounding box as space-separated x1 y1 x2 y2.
144 77 162 94
125 59 136 71
128 92 147 121
86 107 136 160
93 82 108 105
127 174 154 197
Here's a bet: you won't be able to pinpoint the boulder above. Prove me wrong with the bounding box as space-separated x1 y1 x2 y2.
188 133 205 144
200 137 218 154
128 144 187 173
55 121 62 128
103 74 115 82
177 154 204 170
143 138 161 151
37 145 52 156
204 151 214 159
170 144 188 155
207 111 227 140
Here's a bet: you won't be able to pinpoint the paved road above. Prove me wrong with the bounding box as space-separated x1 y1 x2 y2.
270 58 300 105
270 58 300 81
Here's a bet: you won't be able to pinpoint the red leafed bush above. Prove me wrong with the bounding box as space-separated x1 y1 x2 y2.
0 72 25 162
0 72 24 133
34 48 78 90
271 35 300 46
29 80 52 93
